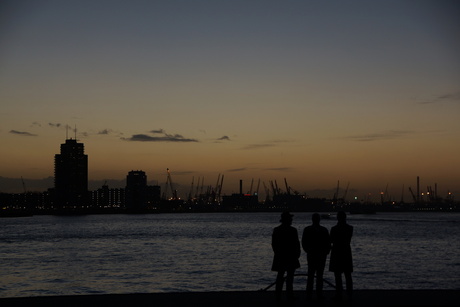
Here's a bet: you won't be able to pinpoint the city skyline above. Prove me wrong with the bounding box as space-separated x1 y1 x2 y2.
1 1 459 201
0 136 456 203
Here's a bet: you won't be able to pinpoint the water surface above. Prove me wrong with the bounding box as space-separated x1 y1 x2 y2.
1 212 459 297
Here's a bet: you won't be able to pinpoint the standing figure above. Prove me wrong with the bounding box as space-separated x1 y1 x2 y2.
271 211 301 300
329 211 353 300
301 212 330 300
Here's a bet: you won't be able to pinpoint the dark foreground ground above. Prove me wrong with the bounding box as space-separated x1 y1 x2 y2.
1 290 459 307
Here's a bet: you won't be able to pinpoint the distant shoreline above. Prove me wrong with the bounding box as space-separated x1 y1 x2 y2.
1 203 459 217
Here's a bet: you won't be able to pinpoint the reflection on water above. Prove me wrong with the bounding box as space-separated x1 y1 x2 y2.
1 212 459 297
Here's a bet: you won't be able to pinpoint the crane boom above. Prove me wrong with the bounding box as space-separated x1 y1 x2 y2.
284 178 290 195
21 176 27 193
165 168 177 200
342 182 350 202
408 187 417 203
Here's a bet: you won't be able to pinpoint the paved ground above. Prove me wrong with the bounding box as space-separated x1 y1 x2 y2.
1 290 459 307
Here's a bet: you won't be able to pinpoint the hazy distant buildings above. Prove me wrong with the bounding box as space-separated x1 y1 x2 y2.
54 138 88 207
91 184 125 208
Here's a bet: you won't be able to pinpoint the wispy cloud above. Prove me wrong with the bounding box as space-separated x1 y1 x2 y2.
150 129 165 134
265 167 292 172
165 170 195 176
343 130 414 142
124 129 198 142
227 168 248 172
48 122 62 128
30 122 41 127
9 130 37 136
241 143 275 150
272 139 295 144
417 91 460 104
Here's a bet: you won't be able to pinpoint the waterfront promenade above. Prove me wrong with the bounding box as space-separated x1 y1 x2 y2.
1 290 459 307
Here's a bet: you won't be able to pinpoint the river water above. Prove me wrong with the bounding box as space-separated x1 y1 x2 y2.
1 212 459 297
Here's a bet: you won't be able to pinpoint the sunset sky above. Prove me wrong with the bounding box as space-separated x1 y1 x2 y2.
1 0 459 201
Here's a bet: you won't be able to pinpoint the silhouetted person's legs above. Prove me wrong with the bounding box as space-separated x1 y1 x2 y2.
286 269 295 299
316 257 326 298
334 272 343 299
306 264 315 298
344 271 353 298
275 270 285 298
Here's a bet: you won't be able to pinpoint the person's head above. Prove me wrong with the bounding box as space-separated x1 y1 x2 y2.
337 211 347 223
280 211 293 225
312 212 320 225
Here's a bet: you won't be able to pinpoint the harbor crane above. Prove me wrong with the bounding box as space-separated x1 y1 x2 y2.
255 179 261 195
188 177 195 201
263 181 270 202
249 178 254 195
163 168 177 200
284 178 291 195
408 186 417 203
217 174 224 202
332 180 340 204
21 176 27 193
214 174 224 202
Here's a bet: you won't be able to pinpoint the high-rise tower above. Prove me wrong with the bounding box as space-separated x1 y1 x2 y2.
54 138 88 207
125 170 147 209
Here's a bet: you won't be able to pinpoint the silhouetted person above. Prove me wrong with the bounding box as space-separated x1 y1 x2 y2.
301 212 330 300
271 211 301 301
329 211 353 300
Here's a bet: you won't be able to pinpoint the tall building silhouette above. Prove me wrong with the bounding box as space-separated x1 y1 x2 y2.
125 170 147 209
54 138 88 207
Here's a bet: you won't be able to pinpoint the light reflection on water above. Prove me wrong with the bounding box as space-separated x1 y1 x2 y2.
1 212 459 297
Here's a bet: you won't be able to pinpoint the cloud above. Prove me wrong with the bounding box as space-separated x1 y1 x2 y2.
9 130 38 136
48 122 62 128
166 170 194 176
344 130 414 142
124 130 198 142
265 167 292 172
150 129 165 134
417 91 460 104
217 136 231 141
227 168 248 172
272 139 295 144
98 129 111 135
241 143 275 150
30 122 41 127
101 129 125 137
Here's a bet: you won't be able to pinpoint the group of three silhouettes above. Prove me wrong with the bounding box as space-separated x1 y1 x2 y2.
271 211 353 301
